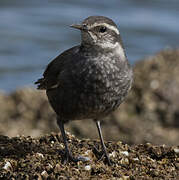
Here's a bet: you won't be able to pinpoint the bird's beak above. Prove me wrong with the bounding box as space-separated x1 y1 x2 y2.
70 24 88 31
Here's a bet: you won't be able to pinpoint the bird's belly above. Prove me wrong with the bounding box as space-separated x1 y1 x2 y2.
47 78 129 121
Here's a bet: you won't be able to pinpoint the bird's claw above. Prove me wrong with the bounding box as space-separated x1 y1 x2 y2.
93 146 112 166
62 151 90 164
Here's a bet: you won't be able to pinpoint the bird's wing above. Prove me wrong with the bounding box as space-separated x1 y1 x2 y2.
35 46 79 90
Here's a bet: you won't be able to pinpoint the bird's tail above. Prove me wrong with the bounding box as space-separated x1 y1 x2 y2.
34 78 46 90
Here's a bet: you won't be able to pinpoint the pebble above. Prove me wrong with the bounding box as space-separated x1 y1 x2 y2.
119 176 130 180
150 80 159 89
133 157 139 161
109 151 116 158
41 170 49 178
3 161 12 171
84 150 92 155
54 164 61 173
46 163 53 171
78 155 90 162
120 158 129 165
84 165 91 171
173 148 179 154
120 151 129 156
36 152 44 159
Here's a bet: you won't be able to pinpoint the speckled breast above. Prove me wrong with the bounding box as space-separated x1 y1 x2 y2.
47 55 133 121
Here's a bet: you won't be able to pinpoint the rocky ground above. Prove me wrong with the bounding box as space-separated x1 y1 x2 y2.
0 49 179 178
0 133 179 179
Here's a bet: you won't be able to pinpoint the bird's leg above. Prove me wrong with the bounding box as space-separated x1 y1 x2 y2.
57 118 76 163
95 120 112 166
57 117 89 163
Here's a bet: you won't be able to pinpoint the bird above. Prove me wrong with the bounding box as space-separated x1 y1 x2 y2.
35 16 133 165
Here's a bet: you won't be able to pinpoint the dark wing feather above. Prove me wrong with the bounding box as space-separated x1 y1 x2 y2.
34 45 80 90
34 78 46 89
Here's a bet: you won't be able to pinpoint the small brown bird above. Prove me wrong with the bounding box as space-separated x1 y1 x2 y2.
35 16 133 165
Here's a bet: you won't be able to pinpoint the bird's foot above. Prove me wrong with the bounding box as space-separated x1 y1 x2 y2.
62 151 90 164
93 146 112 166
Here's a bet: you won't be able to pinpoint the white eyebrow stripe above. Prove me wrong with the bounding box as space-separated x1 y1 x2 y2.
90 23 120 35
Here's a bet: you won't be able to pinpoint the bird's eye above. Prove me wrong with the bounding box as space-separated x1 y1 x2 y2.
99 26 107 33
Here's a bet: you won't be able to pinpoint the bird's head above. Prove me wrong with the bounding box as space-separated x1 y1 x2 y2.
71 16 124 52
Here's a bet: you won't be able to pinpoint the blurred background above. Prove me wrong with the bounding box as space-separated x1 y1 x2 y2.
0 0 179 145
0 0 179 92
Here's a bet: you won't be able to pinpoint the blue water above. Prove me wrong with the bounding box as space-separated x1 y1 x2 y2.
0 0 179 92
